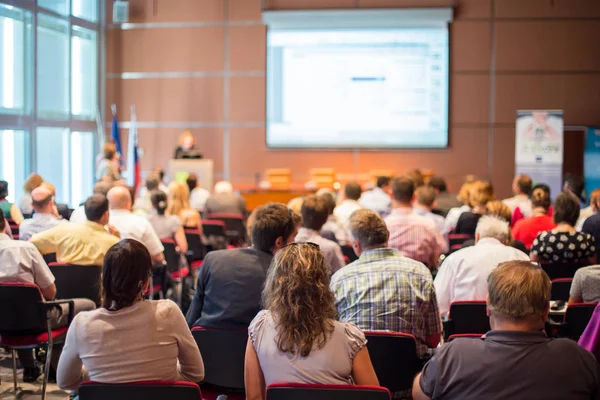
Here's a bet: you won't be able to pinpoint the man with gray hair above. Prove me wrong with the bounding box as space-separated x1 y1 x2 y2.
205 180 248 217
434 216 529 317
330 209 442 360
414 261 600 399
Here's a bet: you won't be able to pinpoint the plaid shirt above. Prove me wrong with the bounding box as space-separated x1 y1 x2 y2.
385 208 445 266
330 248 442 357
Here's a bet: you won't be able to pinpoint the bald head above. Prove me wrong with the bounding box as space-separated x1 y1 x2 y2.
31 186 54 213
107 186 132 211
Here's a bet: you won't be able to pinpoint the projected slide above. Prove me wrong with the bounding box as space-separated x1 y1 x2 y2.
266 29 449 148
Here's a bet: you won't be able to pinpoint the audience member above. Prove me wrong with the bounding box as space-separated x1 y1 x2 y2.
148 190 188 253
564 174 587 209
167 181 202 231
385 177 445 267
3 218 11 238
30 194 120 266
154 168 169 194
443 181 473 234
174 130 198 159
454 180 494 236
485 200 528 253
578 303 600 361
186 173 210 213
96 142 121 182
503 174 532 215
70 181 113 224
434 216 529 317
107 186 165 263
414 261 600 400
569 265 600 304
18 173 44 215
512 183 553 226
578 188 600 230
318 190 349 245
512 187 556 249
40 182 71 220
334 182 363 229
407 169 425 188
19 186 65 240
205 180 248 217
133 173 160 215
286 196 304 215
186 203 297 328
413 186 446 235
245 243 378 400
57 239 204 389
0 209 95 382
331 209 442 357
0 180 24 224
583 194 600 261
531 192 596 264
358 176 392 217
295 195 345 275
428 176 461 216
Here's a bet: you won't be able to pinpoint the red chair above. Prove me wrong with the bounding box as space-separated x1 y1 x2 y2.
448 333 483 342
191 326 247 398
184 228 205 269
447 234 473 253
206 213 246 246
266 383 391 400
0 282 75 400
364 332 420 396
563 302 597 341
79 381 202 400
551 278 573 302
444 300 490 339
48 263 102 305
6 217 19 239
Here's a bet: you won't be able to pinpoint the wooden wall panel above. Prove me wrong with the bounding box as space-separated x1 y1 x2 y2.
495 0 600 19
450 22 491 71
450 74 491 124
229 77 266 122
229 26 267 71
490 127 516 199
455 0 491 19
229 0 263 20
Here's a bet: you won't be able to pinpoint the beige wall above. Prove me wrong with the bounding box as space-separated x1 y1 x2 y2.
106 0 600 198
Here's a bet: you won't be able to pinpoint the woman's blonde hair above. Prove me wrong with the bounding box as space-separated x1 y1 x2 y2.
469 181 495 207
486 200 511 223
166 181 190 217
178 130 195 147
263 243 336 357
24 173 44 193
457 182 474 205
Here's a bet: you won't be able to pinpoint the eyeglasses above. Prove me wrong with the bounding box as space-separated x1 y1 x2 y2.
282 242 320 250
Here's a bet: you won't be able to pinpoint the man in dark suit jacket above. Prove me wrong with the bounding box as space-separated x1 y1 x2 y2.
186 202 298 329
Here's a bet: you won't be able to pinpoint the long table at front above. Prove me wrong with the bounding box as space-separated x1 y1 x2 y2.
239 188 316 210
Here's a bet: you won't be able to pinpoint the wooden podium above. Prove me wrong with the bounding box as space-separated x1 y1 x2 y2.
168 159 214 190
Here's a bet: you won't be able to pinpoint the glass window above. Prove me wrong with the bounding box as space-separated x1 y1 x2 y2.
37 13 69 120
72 0 98 23
71 26 97 120
70 131 94 206
0 129 29 203
38 0 69 17
36 127 70 203
0 5 32 115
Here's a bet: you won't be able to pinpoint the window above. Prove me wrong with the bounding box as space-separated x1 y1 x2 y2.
37 13 69 120
71 26 96 120
38 0 69 17
36 127 70 203
0 5 32 115
72 0 97 22
70 131 94 206
0 129 29 203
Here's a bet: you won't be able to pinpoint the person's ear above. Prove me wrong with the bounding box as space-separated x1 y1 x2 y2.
351 240 360 255
273 236 284 251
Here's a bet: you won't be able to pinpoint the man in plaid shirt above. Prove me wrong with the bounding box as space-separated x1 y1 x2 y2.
330 209 442 357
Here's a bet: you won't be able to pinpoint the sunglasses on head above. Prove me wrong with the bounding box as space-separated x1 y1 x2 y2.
282 242 320 250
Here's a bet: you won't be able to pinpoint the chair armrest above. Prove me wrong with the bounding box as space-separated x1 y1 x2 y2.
44 299 75 325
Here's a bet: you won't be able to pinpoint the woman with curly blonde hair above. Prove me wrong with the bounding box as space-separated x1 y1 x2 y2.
244 243 378 399
166 181 203 232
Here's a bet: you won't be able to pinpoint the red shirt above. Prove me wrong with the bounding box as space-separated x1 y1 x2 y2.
512 215 556 249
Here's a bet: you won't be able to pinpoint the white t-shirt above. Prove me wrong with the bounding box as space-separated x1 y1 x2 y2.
0 233 54 289
109 209 164 256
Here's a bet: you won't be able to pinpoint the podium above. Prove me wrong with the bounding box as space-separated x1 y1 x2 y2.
168 159 214 190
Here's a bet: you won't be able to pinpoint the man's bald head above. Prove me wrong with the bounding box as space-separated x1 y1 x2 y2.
31 186 54 213
107 186 132 210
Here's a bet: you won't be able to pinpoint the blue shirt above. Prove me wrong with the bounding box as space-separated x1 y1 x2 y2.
358 187 392 217
19 213 65 241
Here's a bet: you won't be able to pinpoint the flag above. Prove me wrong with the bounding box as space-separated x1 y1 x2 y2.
110 105 124 168
126 105 141 193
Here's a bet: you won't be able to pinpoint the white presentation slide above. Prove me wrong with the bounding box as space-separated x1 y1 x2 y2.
266 29 449 149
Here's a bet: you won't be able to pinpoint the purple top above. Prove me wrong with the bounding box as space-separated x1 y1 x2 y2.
579 302 600 361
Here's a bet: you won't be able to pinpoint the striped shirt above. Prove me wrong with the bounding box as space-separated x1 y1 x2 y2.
330 248 442 357
385 208 446 266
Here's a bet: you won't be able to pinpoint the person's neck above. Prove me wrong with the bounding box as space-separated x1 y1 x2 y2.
532 207 547 216
111 207 130 213
490 315 544 332
555 222 575 232
472 205 486 214
392 201 412 210
413 204 432 212
34 208 54 215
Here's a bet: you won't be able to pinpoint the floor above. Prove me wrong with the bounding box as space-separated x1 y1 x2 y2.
0 350 69 400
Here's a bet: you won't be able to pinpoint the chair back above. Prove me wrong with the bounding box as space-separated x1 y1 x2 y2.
49 263 102 305
541 262 585 280
191 327 247 389
340 245 358 264
184 229 206 262
266 383 391 400
364 332 420 394
161 239 179 272
0 282 46 333
448 234 473 253
565 302 597 341
551 278 573 301
202 219 227 238
206 213 247 245
43 253 57 264
447 301 490 337
6 217 19 239
79 381 202 400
